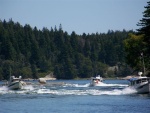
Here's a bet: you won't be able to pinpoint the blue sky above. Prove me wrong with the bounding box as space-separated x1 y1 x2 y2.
0 0 148 34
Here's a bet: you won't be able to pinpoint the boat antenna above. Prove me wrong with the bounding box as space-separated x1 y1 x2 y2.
9 66 12 78
141 52 145 75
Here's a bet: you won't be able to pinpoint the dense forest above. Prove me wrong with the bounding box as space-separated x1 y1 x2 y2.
0 19 135 80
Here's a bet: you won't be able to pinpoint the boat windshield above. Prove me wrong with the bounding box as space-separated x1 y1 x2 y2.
93 79 100 81
12 78 20 82
141 78 148 82
130 78 148 85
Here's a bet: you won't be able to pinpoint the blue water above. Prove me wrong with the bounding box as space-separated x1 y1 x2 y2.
0 80 150 113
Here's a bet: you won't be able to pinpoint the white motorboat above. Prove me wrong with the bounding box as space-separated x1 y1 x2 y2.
90 75 103 86
38 78 47 84
128 72 150 94
8 76 26 90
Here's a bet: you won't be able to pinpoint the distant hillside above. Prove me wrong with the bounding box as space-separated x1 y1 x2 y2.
0 19 134 80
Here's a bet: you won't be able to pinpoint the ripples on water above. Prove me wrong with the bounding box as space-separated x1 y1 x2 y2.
0 80 150 113
0 80 135 96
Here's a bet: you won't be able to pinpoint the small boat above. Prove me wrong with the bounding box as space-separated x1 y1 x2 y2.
128 72 150 94
90 75 103 86
38 78 47 84
8 76 26 90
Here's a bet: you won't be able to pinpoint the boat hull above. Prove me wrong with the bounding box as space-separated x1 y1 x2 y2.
130 82 150 94
90 81 103 86
136 82 150 94
8 81 23 90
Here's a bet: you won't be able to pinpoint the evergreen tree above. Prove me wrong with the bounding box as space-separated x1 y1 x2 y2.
0 19 134 80
137 1 150 73
124 1 150 75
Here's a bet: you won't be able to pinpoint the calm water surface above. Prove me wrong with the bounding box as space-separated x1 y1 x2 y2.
0 79 150 113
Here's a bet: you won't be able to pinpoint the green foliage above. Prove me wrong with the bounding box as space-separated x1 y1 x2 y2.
124 34 144 69
124 1 150 76
137 1 150 74
0 19 133 80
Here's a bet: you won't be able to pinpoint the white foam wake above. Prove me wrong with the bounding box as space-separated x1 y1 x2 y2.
65 83 128 88
0 83 136 95
94 82 128 87
22 85 34 90
35 87 137 95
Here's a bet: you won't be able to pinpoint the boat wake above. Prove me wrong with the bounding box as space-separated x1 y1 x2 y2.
94 83 128 87
0 82 136 96
65 82 128 87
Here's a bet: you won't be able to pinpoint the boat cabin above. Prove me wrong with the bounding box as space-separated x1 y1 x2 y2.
128 77 150 86
10 76 22 82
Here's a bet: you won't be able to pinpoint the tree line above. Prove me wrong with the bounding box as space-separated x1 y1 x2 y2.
0 19 134 80
0 1 149 80
124 1 150 76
